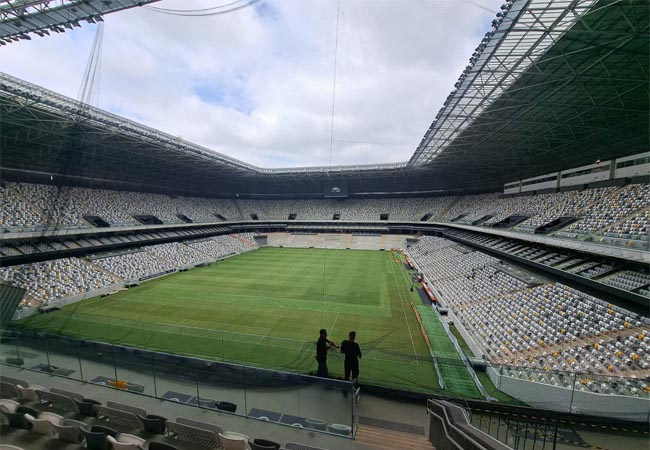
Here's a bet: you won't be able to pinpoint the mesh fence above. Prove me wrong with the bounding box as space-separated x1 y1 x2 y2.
3 307 650 418
8 310 650 412
13 310 442 393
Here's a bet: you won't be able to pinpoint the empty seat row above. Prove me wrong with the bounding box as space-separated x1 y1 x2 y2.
0 377 337 450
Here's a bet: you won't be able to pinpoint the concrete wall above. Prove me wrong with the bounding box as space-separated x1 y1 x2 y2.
486 366 650 421
13 282 125 320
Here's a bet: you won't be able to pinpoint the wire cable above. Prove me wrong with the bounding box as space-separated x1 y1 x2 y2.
320 0 342 328
146 0 250 13
144 0 260 17
328 0 341 169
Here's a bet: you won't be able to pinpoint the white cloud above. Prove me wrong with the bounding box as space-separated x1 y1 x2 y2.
1 0 503 168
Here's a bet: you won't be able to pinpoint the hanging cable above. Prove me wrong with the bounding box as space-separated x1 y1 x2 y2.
63 21 106 316
328 0 341 169
321 0 341 328
146 0 251 13
75 20 104 194
144 0 261 17
77 21 104 108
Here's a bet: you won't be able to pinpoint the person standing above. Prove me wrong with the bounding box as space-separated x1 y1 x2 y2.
340 331 362 384
316 328 338 378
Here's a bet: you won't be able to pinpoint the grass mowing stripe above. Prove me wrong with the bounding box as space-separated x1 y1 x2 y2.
388 254 418 361
13 247 477 395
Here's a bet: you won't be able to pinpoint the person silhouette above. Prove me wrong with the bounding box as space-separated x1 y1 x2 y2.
315 328 338 377
340 331 362 384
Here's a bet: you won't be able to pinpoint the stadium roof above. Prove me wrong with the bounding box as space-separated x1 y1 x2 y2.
0 0 647 196
410 0 649 183
0 0 160 43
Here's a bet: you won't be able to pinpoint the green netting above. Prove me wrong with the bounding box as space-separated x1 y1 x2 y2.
415 304 481 397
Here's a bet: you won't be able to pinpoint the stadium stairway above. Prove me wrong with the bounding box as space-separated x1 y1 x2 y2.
566 185 625 230
86 259 122 283
233 200 246 220
595 204 650 234
230 233 256 247
436 197 461 222
355 424 434 450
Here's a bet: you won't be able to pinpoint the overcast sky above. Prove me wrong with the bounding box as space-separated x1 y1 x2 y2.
1 0 502 168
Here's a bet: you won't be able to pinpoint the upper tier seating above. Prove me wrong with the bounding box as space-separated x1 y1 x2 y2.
514 188 615 232
236 197 457 221
3 182 242 230
567 184 650 235
2 182 648 247
0 185 44 229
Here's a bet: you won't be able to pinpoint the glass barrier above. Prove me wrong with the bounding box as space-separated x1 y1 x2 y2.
114 345 156 397
486 362 649 421
560 230 650 252
196 359 247 415
43 334 83 381
6 312 648 422
7 310 650 410
14 330 50 376
445 222 650 256
78 339 114 389
1 328 355 436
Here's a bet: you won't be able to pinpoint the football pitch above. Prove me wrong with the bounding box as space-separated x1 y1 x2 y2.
15 247 471 393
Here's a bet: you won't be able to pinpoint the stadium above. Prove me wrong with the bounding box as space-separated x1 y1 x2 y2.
0 1 648 450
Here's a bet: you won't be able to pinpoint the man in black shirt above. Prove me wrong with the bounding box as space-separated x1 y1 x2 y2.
340 330 362 384
316 328 338 377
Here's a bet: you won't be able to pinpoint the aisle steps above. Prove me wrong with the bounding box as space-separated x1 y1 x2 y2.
355 424 434 450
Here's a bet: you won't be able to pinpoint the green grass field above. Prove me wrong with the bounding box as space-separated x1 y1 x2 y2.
15 247 480 394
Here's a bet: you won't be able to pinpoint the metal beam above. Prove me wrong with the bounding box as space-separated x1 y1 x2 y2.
0 0 161 42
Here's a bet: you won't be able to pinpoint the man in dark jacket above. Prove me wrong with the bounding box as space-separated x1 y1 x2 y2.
316 328 338 377
340 330 362 383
